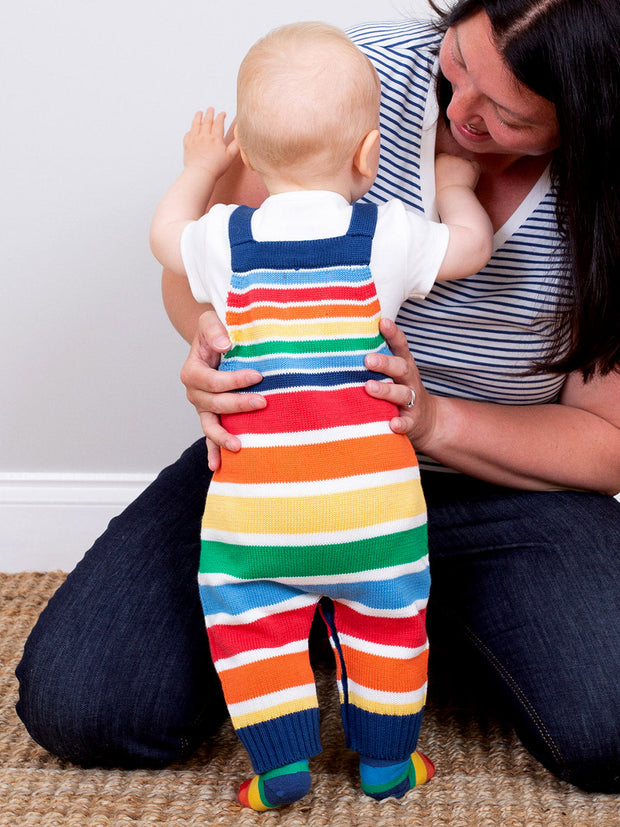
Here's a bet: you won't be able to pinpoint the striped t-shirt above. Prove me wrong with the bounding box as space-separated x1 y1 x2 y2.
349 19 571 469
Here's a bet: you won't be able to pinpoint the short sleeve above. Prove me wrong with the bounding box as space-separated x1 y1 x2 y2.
371 199 450 318
180 203 238 312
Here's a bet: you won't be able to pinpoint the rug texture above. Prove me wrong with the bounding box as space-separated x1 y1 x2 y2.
0 572 618 826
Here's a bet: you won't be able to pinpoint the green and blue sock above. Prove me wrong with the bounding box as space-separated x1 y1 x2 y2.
238 759 311 811
359 750 435 801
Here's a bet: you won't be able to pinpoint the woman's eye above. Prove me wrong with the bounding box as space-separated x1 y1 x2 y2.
451 45 465 67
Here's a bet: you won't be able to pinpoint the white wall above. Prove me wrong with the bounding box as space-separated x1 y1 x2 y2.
1 0 434 570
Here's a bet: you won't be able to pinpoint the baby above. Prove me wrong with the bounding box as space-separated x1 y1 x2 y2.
151 21 491 811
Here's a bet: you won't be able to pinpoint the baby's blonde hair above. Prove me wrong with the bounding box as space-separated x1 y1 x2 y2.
236 22 381 179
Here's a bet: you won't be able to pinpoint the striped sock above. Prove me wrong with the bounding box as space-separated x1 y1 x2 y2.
359 751 435 801
238 760 311 811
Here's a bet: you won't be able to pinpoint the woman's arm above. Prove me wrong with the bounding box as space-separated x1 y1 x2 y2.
366 319 620 495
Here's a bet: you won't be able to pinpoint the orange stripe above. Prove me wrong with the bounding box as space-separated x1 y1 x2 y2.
218 433 416 484
217 650 313 704
227 299 381 325
340 644 429 694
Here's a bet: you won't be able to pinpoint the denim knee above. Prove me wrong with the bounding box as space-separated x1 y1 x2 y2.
520 723 620 794
16 618 227 768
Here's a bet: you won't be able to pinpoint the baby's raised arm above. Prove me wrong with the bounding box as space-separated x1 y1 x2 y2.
434 153 493 281
150 108 239 275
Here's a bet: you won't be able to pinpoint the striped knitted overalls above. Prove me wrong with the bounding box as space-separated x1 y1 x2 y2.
198 203 430 774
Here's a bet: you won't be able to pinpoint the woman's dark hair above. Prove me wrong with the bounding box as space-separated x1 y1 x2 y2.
431 0 620 379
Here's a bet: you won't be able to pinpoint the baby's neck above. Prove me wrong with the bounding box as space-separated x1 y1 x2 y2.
265 181 350 200
261 169 357 203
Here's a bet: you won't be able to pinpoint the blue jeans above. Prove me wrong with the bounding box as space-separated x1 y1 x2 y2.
16 440 620 791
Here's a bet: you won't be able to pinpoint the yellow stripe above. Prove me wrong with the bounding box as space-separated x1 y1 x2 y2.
231 695 319 729
411 751 428 785
202 480 426 535
247 776 270 811
339 690 426 717
229 317 379 343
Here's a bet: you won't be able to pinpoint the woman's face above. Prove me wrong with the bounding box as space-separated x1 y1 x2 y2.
438 10 560 158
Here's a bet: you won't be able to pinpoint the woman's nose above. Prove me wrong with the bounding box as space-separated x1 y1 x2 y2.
446 82 483 127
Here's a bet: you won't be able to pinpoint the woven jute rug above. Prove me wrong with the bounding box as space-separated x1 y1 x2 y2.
1 572 618 827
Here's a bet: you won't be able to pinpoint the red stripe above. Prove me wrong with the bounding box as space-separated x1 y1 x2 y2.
222 386 398 436
227 283 377 307
208 604 317 662
333 603 428 649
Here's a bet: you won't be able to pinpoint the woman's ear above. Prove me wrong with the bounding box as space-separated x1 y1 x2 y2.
353 129 380 179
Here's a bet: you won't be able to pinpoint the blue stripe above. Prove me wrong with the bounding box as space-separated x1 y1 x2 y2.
200 580 306 617
220 348 390 374
201 567 430 619
311 569 431 611
229 369 389 391
229 265 372 289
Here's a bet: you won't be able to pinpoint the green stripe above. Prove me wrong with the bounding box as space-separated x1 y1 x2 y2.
199 526 427 578
257 761 310 808
263 761 310 780
256 775 272 809
227 334 385 359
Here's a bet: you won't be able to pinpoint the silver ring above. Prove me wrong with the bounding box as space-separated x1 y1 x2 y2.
406 388 416 409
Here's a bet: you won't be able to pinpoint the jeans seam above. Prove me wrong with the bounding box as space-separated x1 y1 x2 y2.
460 623 569 776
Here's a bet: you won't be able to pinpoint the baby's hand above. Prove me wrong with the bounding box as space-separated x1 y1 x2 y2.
435 153 481 192
183 108 239 178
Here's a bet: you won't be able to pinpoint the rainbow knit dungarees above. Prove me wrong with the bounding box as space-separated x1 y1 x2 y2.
198 203 430 774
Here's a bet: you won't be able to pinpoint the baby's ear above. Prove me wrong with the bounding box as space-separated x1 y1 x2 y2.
234 125 254 171
354 129 380 179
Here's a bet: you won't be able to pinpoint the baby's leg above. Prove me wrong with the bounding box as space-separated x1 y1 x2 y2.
320 594 433 800
200 581 320 809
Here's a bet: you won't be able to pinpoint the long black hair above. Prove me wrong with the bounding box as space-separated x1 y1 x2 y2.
431 0 620 379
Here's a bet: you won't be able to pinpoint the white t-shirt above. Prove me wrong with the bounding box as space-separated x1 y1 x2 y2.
181 190 449 322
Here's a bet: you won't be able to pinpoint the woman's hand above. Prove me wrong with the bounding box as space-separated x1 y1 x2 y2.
180 309 266 470
364 318 438 451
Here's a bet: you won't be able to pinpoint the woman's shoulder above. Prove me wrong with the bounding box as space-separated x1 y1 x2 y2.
347 18 441 55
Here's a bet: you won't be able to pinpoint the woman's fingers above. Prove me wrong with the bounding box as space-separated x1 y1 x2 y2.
364 319 438 446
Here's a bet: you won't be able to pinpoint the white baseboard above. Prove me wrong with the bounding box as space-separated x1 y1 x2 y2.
0 473 154 573
2 473 618 574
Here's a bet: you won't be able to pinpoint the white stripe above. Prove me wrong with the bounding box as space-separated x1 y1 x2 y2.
337 596 428 619
258 382 381 397
238 420 393 448
207 466 420 498
336 632 429 660
204 594 316 627
227 683 317 718
200 513 427 547
214 638 308 672
339 678 428 706
200 555 429 588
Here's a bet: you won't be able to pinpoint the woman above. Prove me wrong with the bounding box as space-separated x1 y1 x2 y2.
17 0 620 792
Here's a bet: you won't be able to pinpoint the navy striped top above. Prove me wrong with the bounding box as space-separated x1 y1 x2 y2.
348 20 572 465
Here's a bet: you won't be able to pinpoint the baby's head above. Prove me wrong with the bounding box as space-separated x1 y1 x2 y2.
236 22 381 184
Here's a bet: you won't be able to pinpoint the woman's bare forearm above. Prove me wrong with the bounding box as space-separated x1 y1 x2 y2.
161 268 210 343
367 319 620 495
425 395 620 495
